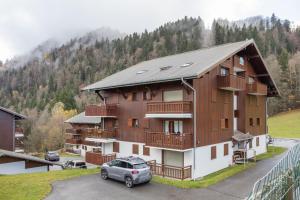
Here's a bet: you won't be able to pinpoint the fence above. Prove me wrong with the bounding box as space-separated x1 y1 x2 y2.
247 144 300 200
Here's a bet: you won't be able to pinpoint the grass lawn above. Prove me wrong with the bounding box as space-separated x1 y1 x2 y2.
0 168 99 200
268 109 300 138
59 152 81 157
152 146 286 189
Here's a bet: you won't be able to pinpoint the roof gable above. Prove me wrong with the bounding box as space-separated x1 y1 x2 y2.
0 106 26 120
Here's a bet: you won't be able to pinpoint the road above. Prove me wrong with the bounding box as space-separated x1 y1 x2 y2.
46 138 295 200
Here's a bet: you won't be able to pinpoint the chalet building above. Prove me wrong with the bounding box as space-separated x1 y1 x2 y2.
0 107 26 153
65 39 279 180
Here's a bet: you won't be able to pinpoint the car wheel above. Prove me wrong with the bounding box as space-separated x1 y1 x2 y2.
125 176 134 188
101 170 108 180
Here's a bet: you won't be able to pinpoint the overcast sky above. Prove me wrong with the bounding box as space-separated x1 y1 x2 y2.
0 0 299 61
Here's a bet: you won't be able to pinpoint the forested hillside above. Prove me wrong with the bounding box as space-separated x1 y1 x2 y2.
0 14 300 152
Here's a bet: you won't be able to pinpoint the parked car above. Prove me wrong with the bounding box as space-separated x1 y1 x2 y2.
101 156 152 188
63 160 87 169
44 151 60 161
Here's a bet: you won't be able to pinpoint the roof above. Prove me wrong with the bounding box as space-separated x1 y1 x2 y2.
0 106 26 120
82 39 278 96
232 130 254 142
0 149 61 166
64 112 102 124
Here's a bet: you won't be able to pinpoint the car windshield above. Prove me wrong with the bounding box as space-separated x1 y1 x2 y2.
133 163 148 169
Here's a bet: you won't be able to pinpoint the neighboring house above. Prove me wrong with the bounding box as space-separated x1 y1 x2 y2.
0 106 26 153
0 149 59 174
65 39 279 180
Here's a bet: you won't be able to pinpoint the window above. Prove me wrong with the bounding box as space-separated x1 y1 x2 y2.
220 67 229 76
132 92 137 101
163 90 183 102
249 140 253 149
256 118 260 126
143 145 150 156
221 118 229 129
118 161 128 168
239 57 244 65
132 144 139 154
110 160 120 167
248 76 255 84
256 137 260 147
163 120 183 134
224 143 229 156
133 119 139 128
113 142 119 153
249 118 254 126
143 91 147 100
211 146 217 160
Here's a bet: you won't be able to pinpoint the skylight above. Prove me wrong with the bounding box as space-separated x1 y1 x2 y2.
136 70 148 74
180 62 193 67
160 66 172 71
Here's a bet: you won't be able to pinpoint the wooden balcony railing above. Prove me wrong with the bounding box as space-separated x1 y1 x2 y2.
15 127 24 133
147 160 191 180
85 104 118 116
65 138 82 144
85 151 116 165
82 128 117 138
247 82 268 95
65 128 117 139
147 101 192 114
145 132 193 150
217 74 246 91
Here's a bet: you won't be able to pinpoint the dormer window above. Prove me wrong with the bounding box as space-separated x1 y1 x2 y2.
239 57 245 65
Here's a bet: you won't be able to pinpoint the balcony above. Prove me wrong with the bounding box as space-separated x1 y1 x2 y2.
82 128 117 138
146 101 192 118
145 132 193 150
85 104 118 117
65 136 82 144
217 74 246 91
247 82 267 95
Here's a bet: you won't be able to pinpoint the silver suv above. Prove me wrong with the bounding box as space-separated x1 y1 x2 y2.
101 156 152 188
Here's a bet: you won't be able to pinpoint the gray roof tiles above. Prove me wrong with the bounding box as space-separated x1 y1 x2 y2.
64 112 102 124
83 40 254 91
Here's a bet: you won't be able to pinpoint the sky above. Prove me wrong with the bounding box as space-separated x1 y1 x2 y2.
0 0 299 61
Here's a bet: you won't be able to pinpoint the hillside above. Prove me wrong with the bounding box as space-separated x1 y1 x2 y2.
1 14 300 152
268 109 300 138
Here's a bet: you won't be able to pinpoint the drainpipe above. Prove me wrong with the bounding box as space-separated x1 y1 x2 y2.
181 77 197 181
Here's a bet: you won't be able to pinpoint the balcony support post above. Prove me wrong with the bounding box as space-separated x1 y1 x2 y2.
181 77 197 181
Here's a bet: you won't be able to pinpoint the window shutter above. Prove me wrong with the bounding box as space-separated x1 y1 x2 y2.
211 146 217 160
132 144 139 154
143 145 150 156
113 142 119 153
221 119 225 129
128 118 133 127
142 118 150 129
224 143 229 156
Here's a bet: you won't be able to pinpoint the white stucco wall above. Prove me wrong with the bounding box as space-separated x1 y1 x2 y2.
251 134 267 157
116 141 162 163
0 161 48 175
192 141 233 179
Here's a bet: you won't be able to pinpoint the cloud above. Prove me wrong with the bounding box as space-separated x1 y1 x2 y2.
0 0 299 61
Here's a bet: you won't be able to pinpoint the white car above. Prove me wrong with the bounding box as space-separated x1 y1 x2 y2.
63 160 87 169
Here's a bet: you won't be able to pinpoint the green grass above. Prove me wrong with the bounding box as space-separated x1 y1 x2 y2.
268 109 300 138
152 146 286 189
0 168 99 200
59 152 81 157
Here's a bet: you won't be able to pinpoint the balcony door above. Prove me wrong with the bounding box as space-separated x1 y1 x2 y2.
163 120 183 134
163 90 183 102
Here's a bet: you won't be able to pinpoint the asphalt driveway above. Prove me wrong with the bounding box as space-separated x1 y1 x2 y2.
46 140 295 200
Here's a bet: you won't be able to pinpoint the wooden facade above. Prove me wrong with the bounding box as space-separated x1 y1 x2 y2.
0 108 25 152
